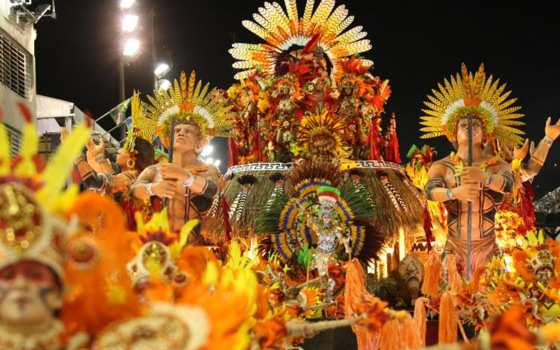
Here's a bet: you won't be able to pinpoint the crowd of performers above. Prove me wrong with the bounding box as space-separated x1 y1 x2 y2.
2 0 560 349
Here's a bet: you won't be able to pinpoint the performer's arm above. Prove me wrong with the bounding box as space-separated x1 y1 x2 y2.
526 137 554 179
93 157 115 175
426 162 480 202
424 177 452 202
188 167 219 197
75 155 112 192
111 172 135 194
85 138 114 174
131 166 157 202
132 166 179 201
483 167 514 194
183 167 219 213
525 117 560 179
425 163 454 202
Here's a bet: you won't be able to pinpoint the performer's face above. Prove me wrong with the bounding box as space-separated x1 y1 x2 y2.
398 256 423 299
0 260 62 329
116 148 131 169
456 117 484 146
173 123 201 153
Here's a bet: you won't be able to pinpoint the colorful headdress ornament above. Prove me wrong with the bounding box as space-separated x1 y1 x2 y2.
297 110 351 159
146 70 231 147
229 0 373 80
420 63 525 146
127 209 199 287
0 103 90 278
123 90 157 152
316 185 341 203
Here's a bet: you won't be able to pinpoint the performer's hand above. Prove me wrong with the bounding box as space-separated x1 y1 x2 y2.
513 139 530 161
86 137 106 170
545 116 560 141
452 183 480 202
160 164 192 183
112 174 132 193
460 166 486 185
151 180 176 199
86 137 105 157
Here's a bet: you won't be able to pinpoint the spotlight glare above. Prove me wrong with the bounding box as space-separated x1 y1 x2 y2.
121 14 139 33
200 145 214 157
154 62 171 77
158 79 172 91
122 38 140 57
119 0 136 9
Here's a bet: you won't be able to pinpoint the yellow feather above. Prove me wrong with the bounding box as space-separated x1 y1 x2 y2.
202 261 219 286
302 0 315 33
187 71 196 102
14 122 38 178
50 185 79 213
36 123 90 211
179 219 200 248
0 123 10 176
285 0 299 23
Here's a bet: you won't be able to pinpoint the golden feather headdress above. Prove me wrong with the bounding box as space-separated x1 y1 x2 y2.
229 0 373 80
146 71 231 147
127 209 199 288
123 90 157 152
297 110 351 159
0 103 90 278
420 63 525 146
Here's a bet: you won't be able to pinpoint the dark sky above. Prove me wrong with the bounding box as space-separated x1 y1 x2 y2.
34 0 559 196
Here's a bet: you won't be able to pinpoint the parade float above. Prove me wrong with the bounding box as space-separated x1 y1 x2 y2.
215 0 424 283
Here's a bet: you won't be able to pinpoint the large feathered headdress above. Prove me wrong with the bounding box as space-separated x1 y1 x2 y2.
420 63 525 146
229 0 373 80
146 71 232 147
0 103 90 278
123 90 158 152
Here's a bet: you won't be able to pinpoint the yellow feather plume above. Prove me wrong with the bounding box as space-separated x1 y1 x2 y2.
0 122 10 176
230 0 371 80
36 123 90 211
419 63 524 147
14 121 39 178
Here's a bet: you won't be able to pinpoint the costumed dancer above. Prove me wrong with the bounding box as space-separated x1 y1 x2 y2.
75 91 155 228
131 71 231 240
0 104 90 349
305 186 353 300
421 64 521 278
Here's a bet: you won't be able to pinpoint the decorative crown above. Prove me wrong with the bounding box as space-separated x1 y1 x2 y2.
0 103 90 277
145 71 232 147
229 0 373 80
127 209 199 287
420 63 525 146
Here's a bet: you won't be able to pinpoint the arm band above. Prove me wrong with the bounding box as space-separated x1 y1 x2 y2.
424 177 446 201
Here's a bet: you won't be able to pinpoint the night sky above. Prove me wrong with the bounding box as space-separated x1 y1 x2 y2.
34 0 559 196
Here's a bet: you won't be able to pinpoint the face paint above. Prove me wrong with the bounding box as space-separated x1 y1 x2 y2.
0 261 61 328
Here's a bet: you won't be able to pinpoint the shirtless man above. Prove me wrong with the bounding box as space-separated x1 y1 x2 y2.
419 64 531 277
424 116 513 276
132 121 219 236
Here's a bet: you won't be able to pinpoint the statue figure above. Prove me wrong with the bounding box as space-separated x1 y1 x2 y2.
420 64 523 278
